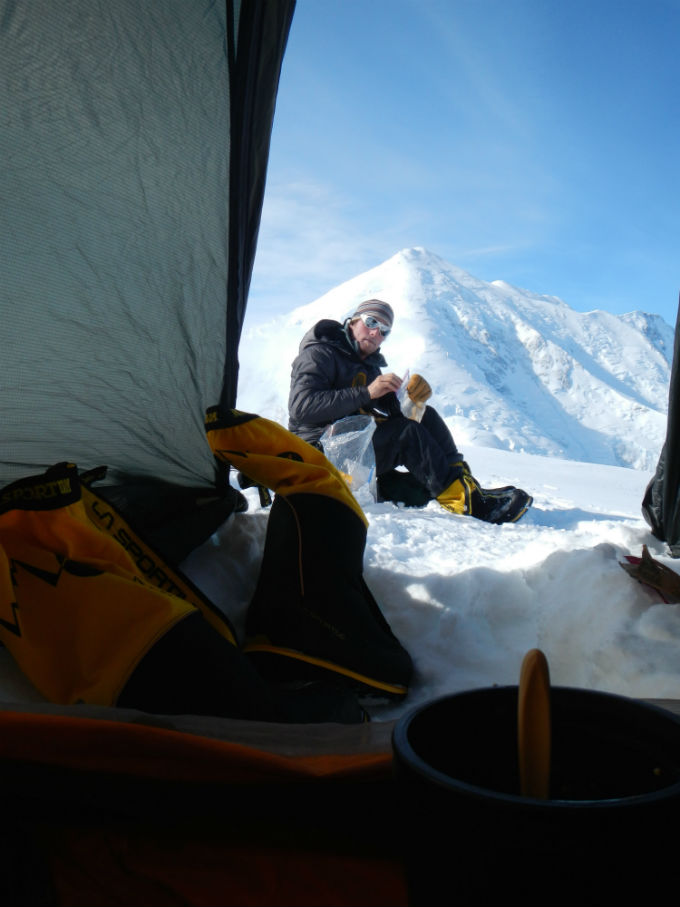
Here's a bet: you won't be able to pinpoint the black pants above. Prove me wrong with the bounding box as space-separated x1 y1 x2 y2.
372 406 461 498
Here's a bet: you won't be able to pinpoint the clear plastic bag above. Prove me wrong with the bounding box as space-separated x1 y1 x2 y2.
397 369 426 422
320 415 377 501
400 396 426 422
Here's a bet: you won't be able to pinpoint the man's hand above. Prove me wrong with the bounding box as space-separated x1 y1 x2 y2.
407 374 432 405
368 373 402 399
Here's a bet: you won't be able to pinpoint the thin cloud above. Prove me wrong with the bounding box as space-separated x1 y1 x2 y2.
248 179 397 320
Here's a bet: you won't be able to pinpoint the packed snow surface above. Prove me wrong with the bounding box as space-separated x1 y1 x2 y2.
182 443 680 721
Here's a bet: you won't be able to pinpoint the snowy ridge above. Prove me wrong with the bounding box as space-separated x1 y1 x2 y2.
239 247 673 470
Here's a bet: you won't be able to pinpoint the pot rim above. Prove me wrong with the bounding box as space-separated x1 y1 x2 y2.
392 685 680 809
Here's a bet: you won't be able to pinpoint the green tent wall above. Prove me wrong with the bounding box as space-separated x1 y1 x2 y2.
1 0 293 489
0 4 408 905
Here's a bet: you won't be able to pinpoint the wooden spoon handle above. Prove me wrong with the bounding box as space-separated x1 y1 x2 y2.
517 648 551 799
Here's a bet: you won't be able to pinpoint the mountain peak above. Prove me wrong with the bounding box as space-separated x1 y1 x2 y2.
241 249 672 470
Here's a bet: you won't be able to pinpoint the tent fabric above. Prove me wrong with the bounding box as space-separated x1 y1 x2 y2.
0 699 396 758
0 706 395 781
222 0 296 413
44 838 406 907
643 295 680 554
0 0 294 489
0 707 408 907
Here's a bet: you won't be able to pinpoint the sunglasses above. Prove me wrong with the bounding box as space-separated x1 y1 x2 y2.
360 314 391 337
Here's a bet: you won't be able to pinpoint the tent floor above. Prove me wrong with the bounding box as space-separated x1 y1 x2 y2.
2 698 679 906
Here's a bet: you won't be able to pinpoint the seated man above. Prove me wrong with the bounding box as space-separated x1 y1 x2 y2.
288 299 532 523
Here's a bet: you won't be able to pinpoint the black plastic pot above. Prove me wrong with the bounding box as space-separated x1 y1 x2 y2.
392 686 680 906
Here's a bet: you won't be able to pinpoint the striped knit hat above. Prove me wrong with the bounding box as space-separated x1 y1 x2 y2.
351 299 394 330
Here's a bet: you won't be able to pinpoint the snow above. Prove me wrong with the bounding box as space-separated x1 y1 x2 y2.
179 441 680 723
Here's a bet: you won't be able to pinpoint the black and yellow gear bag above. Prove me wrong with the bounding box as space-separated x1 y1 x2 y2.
0 462 237 707
205 407 413 698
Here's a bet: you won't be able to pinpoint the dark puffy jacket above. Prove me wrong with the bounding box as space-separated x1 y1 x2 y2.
288 319 399 444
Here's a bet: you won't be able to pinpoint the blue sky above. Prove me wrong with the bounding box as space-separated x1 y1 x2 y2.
248 0 680 328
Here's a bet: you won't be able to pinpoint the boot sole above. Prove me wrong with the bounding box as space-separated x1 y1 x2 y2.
244 636 410 699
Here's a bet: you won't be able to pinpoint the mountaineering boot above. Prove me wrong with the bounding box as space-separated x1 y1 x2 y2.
204 407 413 700
436 477 472 515
436 459 478 514
273 680 370 724
244 491 413 698
437 462 532 524
475 486 533 524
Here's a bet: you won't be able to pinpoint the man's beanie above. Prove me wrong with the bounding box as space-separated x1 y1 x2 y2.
352 299 394 330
